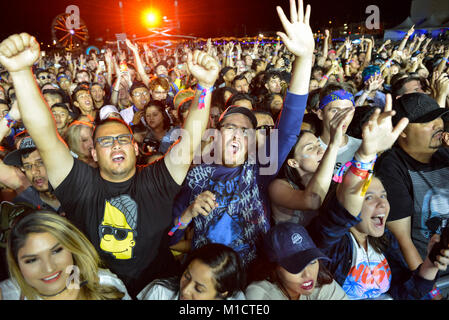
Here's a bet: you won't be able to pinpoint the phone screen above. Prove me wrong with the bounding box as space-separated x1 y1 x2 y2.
120 61 128 72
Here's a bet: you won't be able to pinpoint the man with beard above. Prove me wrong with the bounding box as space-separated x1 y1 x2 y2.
375 92 449 277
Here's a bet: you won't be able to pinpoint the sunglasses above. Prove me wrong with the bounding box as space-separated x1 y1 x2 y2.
99 225 130 241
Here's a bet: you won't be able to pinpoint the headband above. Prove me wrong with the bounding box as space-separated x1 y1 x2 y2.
319 89 354 110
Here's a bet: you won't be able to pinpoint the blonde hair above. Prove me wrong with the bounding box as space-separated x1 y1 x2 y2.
7 211 125 300
66 122 93 160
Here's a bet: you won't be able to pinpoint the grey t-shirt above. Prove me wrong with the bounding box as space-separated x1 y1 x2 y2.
245 280 348 300
318 135 362 175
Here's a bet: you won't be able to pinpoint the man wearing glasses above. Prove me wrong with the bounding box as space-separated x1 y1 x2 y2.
119 82 151 125
0 33 220 298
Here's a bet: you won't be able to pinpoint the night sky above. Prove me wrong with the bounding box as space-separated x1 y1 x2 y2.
0 0 411 45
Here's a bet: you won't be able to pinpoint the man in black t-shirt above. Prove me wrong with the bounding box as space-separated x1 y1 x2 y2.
0 33 220 297
376 92 449 274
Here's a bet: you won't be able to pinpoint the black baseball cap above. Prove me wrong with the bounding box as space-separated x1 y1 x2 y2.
218 106 258 129
264 222 330 274
220 66 236 79
392 93 449 126
4 136 37 166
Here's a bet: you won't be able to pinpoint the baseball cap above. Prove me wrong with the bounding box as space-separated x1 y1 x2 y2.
220 66 236 79
99 105 120 121
4 136 37 167
264 222 330 274
173 89 196 110
218 106 258 129
392 92 449 126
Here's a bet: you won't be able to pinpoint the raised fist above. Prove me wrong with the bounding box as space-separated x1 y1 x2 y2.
0 33 40 73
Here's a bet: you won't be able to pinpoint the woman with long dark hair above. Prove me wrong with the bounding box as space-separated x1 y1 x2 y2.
269 107 354 226
137 243 246 300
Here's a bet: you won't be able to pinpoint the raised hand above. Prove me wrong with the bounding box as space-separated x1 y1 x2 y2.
0 33 40 73
184 191 218 220
54 52 62 64
276 0 314 59
407 25 415 37
119 50 126 62
365 74 384 93
125 39 139 53
105 48 113 62
357 94 409 160
186 50 220 88
329 107 355 147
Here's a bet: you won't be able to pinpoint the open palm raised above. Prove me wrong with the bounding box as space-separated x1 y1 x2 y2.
276 0 314 59
358 94 409 158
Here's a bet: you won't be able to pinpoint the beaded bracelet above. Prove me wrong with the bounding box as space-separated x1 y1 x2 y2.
168 216 190 236
4 113 17 128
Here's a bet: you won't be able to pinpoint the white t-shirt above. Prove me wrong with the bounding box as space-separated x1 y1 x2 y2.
341 233 392 300
137 281 246 300
245 279 348 300
318 135 362 175
119 106 135 125
0 269 131 300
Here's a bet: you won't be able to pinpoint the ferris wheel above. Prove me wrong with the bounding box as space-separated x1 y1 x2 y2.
51 13 89 51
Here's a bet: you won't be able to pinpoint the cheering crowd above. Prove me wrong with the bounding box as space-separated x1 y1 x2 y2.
0 0 449 300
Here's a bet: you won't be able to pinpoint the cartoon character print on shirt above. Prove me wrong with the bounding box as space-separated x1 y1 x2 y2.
99 195 138 260
421 188 449 239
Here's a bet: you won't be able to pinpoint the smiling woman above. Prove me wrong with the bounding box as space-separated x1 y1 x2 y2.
137 243 246 300
0 211 130 300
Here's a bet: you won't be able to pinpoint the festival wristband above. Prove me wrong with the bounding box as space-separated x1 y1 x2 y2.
349 166 370 180
352 154 377 170
4 113 17 128
196 84 213 110
360 171 374 196
168 216 190 236
332 161 351 183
